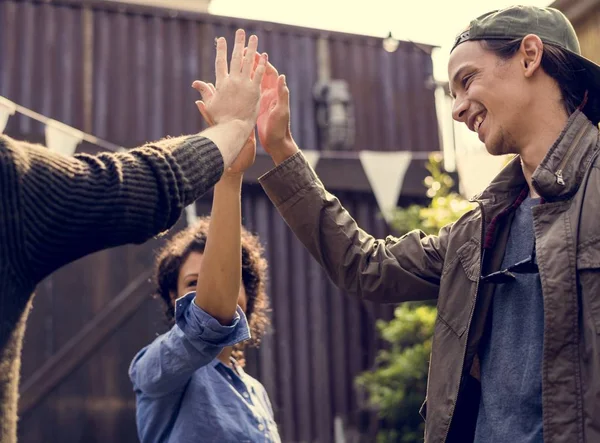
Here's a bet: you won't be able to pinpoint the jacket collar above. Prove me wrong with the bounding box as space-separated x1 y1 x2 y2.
474 110 599 219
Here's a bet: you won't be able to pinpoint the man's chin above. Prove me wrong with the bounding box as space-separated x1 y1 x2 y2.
483 139 504 156
483 143 498 155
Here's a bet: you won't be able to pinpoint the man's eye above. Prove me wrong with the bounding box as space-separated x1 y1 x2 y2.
187 280 197 288
462 74 474 89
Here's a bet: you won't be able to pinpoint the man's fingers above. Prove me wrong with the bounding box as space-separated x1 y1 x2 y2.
241 34 259 77
276 74 290 110
249 52 261 79
191 80 204 92
214 37 228 86
252 53 268 86
261 58 279 92
207 83 216 95
195 100 203 115
195 101 215 127
229 29 246 74
266 59 279 76
191 81 214 101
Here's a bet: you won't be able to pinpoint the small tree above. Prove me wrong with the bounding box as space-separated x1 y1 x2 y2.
356 153 474 443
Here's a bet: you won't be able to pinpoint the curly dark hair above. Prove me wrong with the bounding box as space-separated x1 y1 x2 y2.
153 217 270 366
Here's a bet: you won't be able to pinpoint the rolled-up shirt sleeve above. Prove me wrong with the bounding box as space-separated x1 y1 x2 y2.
129 292 250 397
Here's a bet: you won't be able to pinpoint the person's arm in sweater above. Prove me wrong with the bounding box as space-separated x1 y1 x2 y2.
2 29 267 283
0 131 215 281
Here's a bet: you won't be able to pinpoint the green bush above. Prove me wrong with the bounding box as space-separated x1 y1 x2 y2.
356 154 474 443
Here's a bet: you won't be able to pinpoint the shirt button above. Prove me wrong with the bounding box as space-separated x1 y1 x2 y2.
243 392 249 399
258 423 265 431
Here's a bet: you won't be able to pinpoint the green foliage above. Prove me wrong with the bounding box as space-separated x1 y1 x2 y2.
356 304 436 443
356 153 474 443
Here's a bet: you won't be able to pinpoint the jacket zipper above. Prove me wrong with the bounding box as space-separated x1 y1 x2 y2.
441 201 485 443
555 125 589 186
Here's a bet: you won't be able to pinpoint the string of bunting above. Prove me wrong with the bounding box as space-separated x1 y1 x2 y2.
0 95 124 155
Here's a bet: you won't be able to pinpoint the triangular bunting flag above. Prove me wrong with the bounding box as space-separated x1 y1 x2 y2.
302 149 320 170
359 150 412 223
185 203 198 227
0 97 16 134
45 119 84 156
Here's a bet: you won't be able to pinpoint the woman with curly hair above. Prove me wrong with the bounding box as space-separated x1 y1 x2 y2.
129 97 280 442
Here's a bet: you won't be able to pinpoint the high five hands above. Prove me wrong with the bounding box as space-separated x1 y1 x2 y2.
193 29 299 174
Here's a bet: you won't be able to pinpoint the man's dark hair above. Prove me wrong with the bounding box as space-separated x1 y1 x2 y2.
482 39 600 126
153 217 270 366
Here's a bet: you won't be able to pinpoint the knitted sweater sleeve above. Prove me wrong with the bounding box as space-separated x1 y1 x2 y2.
0 133 223 283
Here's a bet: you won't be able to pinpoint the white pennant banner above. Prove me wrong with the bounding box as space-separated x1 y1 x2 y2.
0 97 17 134
185 203 198 226
302 149 321 170
45 119 84 156
359 150 412 223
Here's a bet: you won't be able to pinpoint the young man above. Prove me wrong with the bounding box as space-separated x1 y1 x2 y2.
0 30 266 443
253 6 600 443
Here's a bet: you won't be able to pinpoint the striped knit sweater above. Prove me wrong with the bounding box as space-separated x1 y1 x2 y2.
0 133 223 443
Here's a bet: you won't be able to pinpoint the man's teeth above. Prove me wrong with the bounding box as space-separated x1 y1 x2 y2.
474 115 484 132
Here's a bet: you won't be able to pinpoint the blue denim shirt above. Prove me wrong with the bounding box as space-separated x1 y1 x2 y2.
129 292 281 443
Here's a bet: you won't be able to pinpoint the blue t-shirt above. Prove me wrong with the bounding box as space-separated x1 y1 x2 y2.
475 196 544 443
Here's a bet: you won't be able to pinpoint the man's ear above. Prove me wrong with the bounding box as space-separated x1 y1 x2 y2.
520 34 544 78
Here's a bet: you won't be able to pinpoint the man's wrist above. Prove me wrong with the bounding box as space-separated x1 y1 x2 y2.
270 138 300 166
215 117 253 134
232 118 254 136
201 119 254 167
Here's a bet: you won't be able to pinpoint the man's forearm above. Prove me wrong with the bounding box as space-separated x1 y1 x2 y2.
201 120 253 168
259 151 442 303
8 134 222 282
